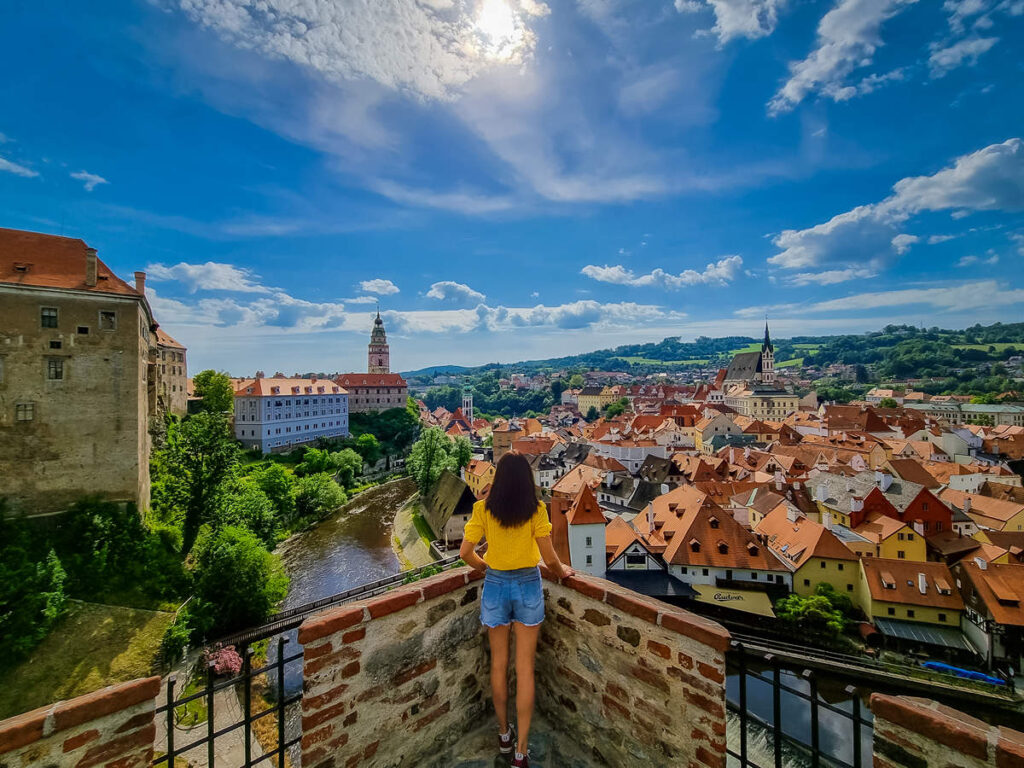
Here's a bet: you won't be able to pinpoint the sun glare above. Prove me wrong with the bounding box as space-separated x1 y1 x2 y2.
473 0 523 60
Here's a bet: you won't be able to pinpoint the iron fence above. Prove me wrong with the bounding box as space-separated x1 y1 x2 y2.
726 641 874 768
153 636 303 768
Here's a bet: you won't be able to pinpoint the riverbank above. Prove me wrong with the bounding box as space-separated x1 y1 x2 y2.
391 495 437 569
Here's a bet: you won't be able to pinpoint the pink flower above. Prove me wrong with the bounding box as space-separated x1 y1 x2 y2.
204 645 243 676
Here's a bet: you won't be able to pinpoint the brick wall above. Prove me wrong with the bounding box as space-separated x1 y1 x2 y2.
0 676 160 768
872 694 1024 768
537 568 731 768
297 566 491 768
297 565 732 768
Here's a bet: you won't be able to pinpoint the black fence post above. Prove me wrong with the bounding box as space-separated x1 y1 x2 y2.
166 676 176 766
277 636 288 768
737 642 748 768
848 684 862 768
243 645 253 768
771 655 782 768
207 661 217 768
804 669 820 768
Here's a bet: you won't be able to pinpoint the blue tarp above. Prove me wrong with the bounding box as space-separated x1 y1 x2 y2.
921 661 1005 686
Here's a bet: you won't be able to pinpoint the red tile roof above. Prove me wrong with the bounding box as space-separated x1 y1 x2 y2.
236 377 346 396
334 373 407 386
861 558 964 611
567 485 606 526
155 328 185 349
0 227 139 297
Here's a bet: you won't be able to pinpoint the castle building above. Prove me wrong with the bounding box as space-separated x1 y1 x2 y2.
335 310 408 413
722 322 800 420
0 227 185 515
234 375 348 453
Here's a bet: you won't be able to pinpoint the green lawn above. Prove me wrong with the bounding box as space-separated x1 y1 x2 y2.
777 357 804 368
952 343 1020 352
729 343 761 355
792 344 821 352
613 356 710 366
0 600 174 718
411 509 436 543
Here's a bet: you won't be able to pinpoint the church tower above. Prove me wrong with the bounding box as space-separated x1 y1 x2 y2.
760 321 775 385
462 382 474 425
368 309 390 374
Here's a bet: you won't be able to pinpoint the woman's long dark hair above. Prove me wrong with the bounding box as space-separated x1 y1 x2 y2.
487 452 538 529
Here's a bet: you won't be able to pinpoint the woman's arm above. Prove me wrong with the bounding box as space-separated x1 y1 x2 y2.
537 536 574 579
459 538 487 572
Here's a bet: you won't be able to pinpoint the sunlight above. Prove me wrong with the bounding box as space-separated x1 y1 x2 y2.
473 0 523 60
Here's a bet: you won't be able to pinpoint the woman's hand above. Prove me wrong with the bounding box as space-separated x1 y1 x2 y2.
559 565 574 579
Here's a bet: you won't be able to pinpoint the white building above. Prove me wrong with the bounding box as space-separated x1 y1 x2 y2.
234 376 349 453
566 485 607 578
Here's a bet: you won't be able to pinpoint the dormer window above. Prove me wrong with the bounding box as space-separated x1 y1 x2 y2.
709 516 719 529
689 539 700 553
747 543 759 556
718 541 729 555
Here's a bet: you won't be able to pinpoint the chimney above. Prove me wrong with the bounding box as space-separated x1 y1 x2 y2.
85 247 98 287
729 448 735 464
823 513 833 530
913 521 925 536
964 496 972 512
786 506 799 523
917 573 927 595
774 470 784 491
875 471 893 492
816 482 828 502
851 496 864 513
976 557 987 570
134 270 146 295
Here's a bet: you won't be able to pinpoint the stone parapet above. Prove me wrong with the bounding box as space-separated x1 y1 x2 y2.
0 676 160 768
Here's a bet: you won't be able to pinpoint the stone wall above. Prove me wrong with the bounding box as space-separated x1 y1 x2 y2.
297 566 491 768
872 694 1024 768
537 568 731 768
0 676 160 768
296 565 732 768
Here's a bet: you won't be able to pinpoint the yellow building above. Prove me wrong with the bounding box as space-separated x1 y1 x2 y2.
940 488 1024 533
465 458 495 498
857 559 964 636
849 514 928 562
755 507 862 598
577 386 615 416
491 422 520 463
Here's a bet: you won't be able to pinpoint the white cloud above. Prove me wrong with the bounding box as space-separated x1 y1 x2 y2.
176 0 549 102
677 0 788 43
928 234 959 244
769 138 1024 271
70 170 109 191
786 268 876 285
359 278 400 295
928 36 998 77
891 233 919 254
147 261 272 293
425 280 487 304
768 0 917 116
0 155 39 178
944 0 990 33
957 253 1000 266
581 255 743 288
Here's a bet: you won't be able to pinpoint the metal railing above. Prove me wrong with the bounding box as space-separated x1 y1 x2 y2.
727 641 873 768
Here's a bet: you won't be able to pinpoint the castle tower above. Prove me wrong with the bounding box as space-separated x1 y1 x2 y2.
368 309 390 374
760 320 775 385
462 383 474 425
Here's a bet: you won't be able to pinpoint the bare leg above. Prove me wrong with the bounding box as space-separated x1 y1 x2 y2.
488 624 512 733
513 622 540 755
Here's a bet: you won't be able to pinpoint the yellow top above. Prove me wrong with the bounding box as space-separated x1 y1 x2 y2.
463 499 553 571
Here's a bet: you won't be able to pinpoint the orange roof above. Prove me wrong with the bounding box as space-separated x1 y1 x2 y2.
0 227 141 297
467 459 494 478
551 464 604 497
335 373 407 386
567 485 606 526
511 436 556 455
941 488 1024 527
852 511 907 544
155 327 185 349
755 507 859 569
861 558 964 611
960 561 1024 626
583 454 628 472
236 377 346 397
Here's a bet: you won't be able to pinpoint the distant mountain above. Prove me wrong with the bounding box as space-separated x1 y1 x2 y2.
399 364 472 378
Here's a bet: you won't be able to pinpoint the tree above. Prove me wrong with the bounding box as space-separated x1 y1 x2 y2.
567 374 584 388
585 406 600 421
878 397 899 408
604 397 629 418
551 379 566 399
248 463 297 525
153 412 240 555
775 593 846 639
355 433 383 467
190 526 289 635
332 449 364 489
192 370 235 414
407 427 470 496
219 477 279 547
294 473 348 522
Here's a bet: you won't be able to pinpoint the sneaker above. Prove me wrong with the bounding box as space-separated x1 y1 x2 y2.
511 750 531 767
498 725 516 755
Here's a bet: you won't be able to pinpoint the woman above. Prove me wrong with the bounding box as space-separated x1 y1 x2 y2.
460 451 573 768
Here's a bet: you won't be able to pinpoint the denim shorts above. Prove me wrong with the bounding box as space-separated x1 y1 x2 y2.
481 566 545 628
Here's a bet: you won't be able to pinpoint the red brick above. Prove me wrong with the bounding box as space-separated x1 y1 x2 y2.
605 681 630 702
367 588 420 619
62 729 100 753
874 726 924 754
697 661 724 684
304 646 362 675
114 712 154 734
602 695 631 721
74 723 155 768
630 663 670 694
304 641 334 660
678 652 694 669
420 571 468 600
0 705 48 754
635 698 671 727
606 590 659 624
51 677 161 734
562 574 606 601
555 614 577 631
341 627 366 644
299 607 364 645
106 755 148 768
301 724 334 751
364 740 380 759
998 733 1024 768
410 701 451 732
326 732 349 750
660 610 731 653
556 665 592 691
303 700 348 731
683 688 724 719
466 568 486 582
304 683 349 711
391 659 437 686
355 683 384 703
871 695 989 761
343 711 358 727
340 661 360 679
647 640 671 659
696 743 726 768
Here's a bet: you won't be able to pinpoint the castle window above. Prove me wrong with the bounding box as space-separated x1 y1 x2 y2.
47 359 64 380
41 307 58 328
16 402 35 421
49 340 62 350
99 310 117 330
77 325 89 335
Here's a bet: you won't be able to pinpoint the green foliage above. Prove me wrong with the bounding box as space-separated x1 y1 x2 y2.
354 433 383 466
407 427 470 496
294 473 348 523
246 463 297 526
775 593 846 639
346 399 420 455
422 373 555 418
402 564 443 584
218 477 278 548
567 374 584 388
191 370 235 414
585 406 600 421
295 447 363 489
815 583 857 620
604 397 630 418
190 526 289 637
878 397 899 408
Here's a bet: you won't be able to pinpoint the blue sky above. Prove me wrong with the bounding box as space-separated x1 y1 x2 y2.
1 0 1023 373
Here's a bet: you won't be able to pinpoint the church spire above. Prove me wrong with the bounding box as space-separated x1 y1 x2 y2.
762 319 774 353
368 308 390 374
